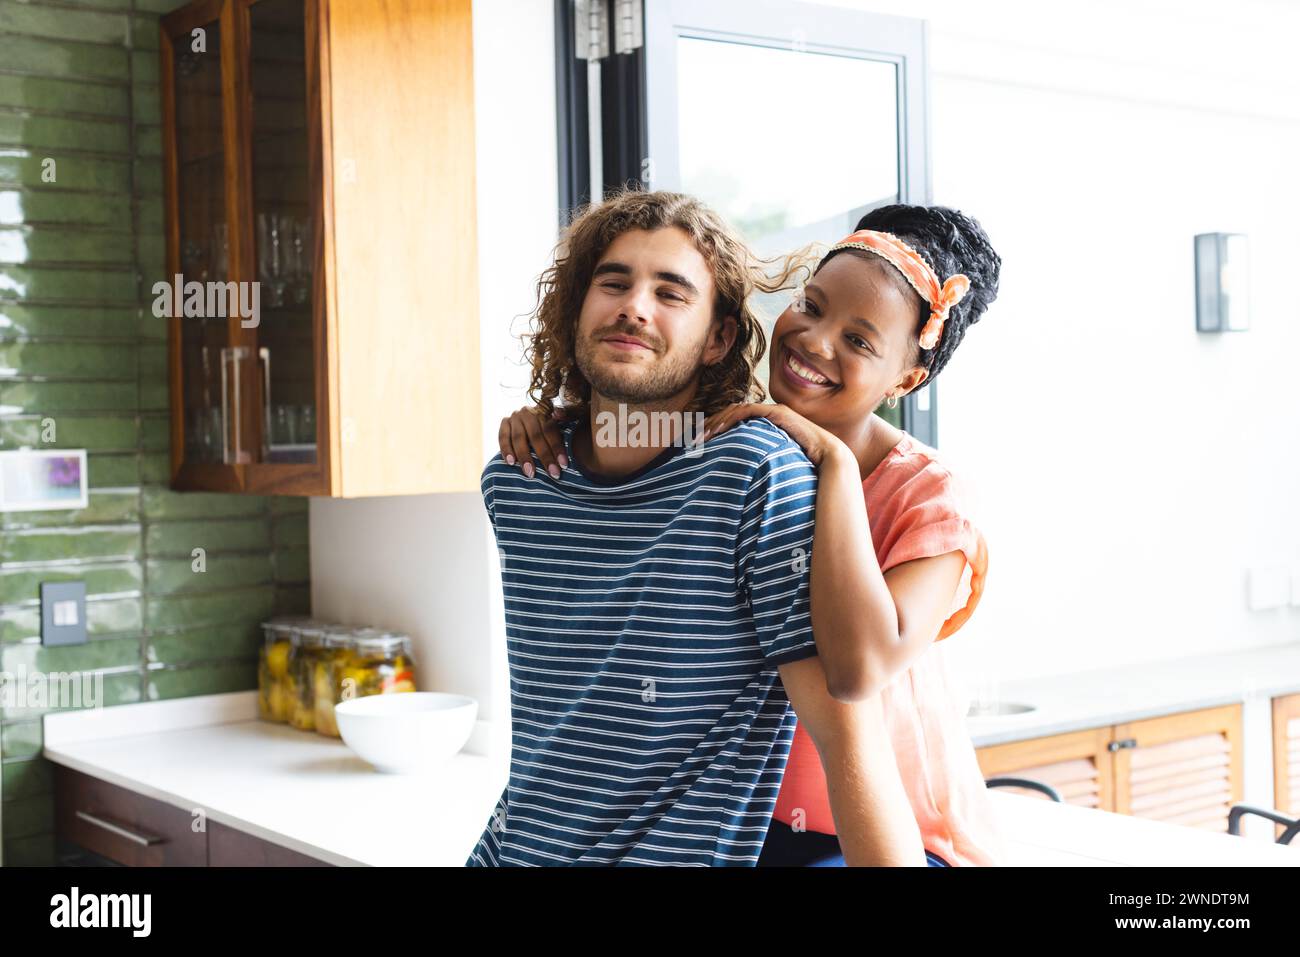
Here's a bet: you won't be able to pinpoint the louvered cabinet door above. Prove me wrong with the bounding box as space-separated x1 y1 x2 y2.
1273 694 1300 837
1112 703 1243 833
976 726 1114 809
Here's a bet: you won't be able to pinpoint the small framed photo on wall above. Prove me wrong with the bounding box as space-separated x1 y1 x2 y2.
0 449 89 512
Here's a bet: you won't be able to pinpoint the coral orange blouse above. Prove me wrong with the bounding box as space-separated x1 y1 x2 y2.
771 431 1006 866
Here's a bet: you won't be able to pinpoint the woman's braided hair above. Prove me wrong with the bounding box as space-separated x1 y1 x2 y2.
818 204 1001 392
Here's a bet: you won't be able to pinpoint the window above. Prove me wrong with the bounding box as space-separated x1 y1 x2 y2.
555 0 936 442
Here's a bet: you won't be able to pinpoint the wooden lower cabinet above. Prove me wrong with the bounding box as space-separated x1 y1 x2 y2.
54 765 333 867
976 725 1115 810
208 820 330 867
55 766 207 866
976 703 1243 833
1274 693 1300 838
1113 705 1241 830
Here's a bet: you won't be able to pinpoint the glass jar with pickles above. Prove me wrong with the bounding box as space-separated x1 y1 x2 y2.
337 629 416 702
258 617 304 723
287 622 329 731
313 625 355 737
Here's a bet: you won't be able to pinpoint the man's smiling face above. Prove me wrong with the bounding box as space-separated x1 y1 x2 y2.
574 227 730 405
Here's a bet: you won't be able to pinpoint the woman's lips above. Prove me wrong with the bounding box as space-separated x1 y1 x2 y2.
777 344 835 391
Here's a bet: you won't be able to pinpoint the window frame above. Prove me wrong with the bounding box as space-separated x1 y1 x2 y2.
553 0 938 444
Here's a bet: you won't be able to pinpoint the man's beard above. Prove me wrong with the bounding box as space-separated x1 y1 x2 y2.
575 327 709 404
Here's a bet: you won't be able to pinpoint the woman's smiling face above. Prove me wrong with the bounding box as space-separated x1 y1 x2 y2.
768 251 931 432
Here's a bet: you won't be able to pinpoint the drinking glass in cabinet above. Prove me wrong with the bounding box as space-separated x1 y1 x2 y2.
256 212 287 308
297 405 315 447
287 215 311 306
272 404 296 446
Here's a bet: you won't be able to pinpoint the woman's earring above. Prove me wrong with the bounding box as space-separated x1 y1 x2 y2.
886 393 899 409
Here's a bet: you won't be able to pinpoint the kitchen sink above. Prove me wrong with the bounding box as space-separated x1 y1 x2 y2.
966 701 1036 718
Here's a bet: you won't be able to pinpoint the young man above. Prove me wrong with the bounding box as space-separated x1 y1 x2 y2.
466 191 920 866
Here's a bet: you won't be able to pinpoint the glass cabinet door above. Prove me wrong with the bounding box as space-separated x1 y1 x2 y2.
167 8 251 473
246 0 319 469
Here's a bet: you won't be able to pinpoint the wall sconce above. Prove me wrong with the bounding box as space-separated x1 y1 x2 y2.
1194 233 1249 332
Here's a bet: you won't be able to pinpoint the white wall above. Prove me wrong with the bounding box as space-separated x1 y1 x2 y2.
805 0 1300 693
310 0 554 747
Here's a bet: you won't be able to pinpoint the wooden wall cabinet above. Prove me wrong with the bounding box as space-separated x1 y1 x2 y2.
161 0 481 496
977 703 1244 833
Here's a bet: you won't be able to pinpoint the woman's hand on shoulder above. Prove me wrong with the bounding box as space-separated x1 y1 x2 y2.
497 405 570 478
700 402 849 468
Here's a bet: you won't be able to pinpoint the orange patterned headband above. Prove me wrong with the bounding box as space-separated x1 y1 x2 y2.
827 229 970 351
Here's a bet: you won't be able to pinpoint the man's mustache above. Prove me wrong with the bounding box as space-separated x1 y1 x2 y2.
591 323 662 352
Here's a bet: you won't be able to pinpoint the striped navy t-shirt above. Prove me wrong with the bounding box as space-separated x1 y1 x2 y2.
465 415 820 866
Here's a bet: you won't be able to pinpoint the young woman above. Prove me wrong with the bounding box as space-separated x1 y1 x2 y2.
705 204 1004 867
497 203 1004 867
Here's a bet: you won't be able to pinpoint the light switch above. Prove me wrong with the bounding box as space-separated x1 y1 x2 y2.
52 599 79 626
41 581 87 646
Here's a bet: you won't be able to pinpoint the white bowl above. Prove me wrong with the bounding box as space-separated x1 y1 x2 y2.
335 692 478 774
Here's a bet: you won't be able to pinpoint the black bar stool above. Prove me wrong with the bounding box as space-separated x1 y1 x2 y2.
985 776 1064 803
1227 805 1300 845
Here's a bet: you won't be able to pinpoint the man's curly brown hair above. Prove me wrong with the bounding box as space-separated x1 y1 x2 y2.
524 189 810 420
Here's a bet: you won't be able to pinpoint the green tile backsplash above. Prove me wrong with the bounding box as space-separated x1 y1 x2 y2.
0 0 310 867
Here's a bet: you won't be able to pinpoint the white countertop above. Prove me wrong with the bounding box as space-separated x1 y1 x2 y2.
44 692 508 867
44 691 1299 867
964 641 1300 747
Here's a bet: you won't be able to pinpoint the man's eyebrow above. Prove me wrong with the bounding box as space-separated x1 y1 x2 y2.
654 271 699 296
592 261 700 296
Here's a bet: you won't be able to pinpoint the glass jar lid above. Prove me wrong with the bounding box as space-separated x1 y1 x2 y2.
267 614 316 625
294 622 330 648
321 624 357 649
350 628 410 657
261 616 307 640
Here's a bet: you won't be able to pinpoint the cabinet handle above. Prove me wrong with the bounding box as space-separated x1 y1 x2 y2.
75 810 165 847
232 346 246 464
221 346 250 465
1107 738 1138 752
259 346 271 457
220 345 230 463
